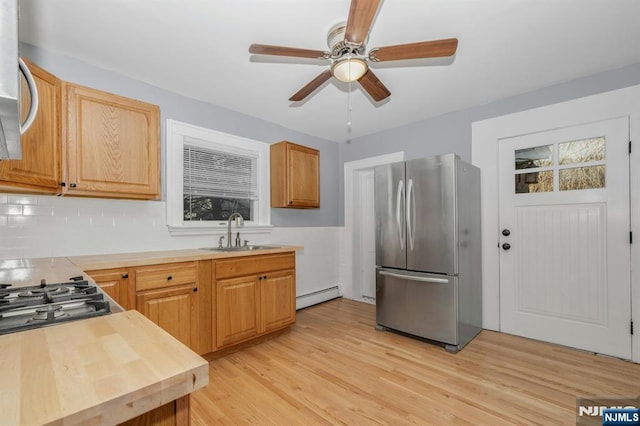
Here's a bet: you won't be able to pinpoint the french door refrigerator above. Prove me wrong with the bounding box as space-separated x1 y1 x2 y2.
374 153 482 352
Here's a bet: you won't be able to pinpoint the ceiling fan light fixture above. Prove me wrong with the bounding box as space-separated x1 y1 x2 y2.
331 57 368 83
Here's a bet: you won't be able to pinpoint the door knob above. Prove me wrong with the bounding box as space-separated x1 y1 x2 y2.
502 229 511 236
502 243 511 250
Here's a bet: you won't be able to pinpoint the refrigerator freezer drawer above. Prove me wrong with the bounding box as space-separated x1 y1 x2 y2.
376 268 458 345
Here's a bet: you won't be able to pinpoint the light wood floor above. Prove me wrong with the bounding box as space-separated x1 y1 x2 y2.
190 298 640 425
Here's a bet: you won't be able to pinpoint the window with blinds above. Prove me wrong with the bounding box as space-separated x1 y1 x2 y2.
183 144 258 221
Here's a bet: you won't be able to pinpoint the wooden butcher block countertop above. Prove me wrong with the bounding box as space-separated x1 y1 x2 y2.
0 310 209 425
69 246 302 270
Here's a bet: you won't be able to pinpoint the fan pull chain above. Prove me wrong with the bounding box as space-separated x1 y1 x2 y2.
347 82 352 128
347 56 353 129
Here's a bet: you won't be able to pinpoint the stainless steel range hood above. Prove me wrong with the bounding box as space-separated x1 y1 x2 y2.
0 0 38 160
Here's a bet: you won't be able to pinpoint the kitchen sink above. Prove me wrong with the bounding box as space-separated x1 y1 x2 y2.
200 245 278 252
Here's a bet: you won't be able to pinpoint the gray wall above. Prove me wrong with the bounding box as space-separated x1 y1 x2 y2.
338 62 640 224
21 42 640 229
20 43 340 227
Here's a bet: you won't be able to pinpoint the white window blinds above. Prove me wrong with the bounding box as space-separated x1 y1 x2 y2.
183 144 258 200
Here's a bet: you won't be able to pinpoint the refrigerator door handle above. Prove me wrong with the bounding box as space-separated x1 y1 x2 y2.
406 178 416 250
396 179 405 250
379 270 449 284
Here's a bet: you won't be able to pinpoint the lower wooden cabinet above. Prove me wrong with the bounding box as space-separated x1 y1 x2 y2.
214 253 296 350
86 267 133 310
135 262 199 351
119 394 190 426
261 270 296 333
216 275 261 347
136 284 198 349
86 252 296 356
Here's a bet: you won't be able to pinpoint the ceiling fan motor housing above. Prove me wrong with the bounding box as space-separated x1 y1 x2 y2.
327 22 366 58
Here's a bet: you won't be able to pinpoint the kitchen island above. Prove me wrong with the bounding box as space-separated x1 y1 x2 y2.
0 257 208 425
0 309 208 425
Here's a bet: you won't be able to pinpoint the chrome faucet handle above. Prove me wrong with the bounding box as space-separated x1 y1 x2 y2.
218 236 224 248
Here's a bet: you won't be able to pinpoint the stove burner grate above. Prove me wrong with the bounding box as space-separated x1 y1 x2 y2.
18 286 71 298
0 279 111 334
29 304 68 322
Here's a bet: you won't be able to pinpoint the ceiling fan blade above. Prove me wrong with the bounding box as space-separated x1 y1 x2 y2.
249 44 329 59
358 69 390 102
369 38 459 62
289 70 333 102
345 0 381 45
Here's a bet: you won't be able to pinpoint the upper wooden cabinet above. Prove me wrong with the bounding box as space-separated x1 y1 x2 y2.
63 83 160 199
0 59 160 200
0 59 62 193
270 141 320 208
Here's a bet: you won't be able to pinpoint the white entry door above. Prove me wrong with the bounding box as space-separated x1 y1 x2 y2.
498 117 631 359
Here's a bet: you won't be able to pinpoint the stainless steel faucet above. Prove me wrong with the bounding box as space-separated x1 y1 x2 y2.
227 212 244 247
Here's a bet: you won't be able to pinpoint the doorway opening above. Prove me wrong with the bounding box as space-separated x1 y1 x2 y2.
343 152 404 303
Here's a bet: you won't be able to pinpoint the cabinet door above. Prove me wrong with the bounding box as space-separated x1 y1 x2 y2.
0 58 61 193
287 143 320 208
216 275 261 348
137 284 198 350
87 268 132 310
270 141 320 208
261 269 296 333
64 83 160 199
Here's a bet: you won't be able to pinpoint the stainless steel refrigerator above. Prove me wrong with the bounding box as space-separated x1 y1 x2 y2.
374 153 482 352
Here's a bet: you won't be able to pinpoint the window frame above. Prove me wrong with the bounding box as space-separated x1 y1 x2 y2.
166 119 272 235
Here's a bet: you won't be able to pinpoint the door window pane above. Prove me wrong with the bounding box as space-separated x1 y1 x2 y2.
559 166 605 191
515 145 553 170
559 137 605 165
515 171 553 193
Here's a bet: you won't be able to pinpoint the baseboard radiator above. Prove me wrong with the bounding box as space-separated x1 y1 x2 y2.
296 286 341 310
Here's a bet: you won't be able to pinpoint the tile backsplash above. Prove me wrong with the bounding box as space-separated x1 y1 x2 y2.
0 193 341 304
0 194 178 259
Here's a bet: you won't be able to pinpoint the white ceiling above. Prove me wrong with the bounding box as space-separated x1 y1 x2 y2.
18 0 640 143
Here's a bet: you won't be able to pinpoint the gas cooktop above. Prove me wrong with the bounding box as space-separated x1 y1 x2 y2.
0 278 111 335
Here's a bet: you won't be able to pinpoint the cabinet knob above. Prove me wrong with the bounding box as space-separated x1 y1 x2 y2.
193 287 198 292
70 183 77 188
167 275 173 281
263 275 267 280
122 273 128 279
288 201 293 205
259 276 263 280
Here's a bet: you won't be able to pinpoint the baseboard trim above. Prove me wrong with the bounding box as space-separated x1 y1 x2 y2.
296 286 341 310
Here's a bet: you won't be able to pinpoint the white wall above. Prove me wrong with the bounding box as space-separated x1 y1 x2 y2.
472 84 640 363
0 193 340 304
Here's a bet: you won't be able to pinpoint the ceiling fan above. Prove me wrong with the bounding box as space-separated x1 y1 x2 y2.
248 0 458 103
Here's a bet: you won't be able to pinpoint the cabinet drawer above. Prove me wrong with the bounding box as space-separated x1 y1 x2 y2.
135 261 197 291
215 253 295 279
